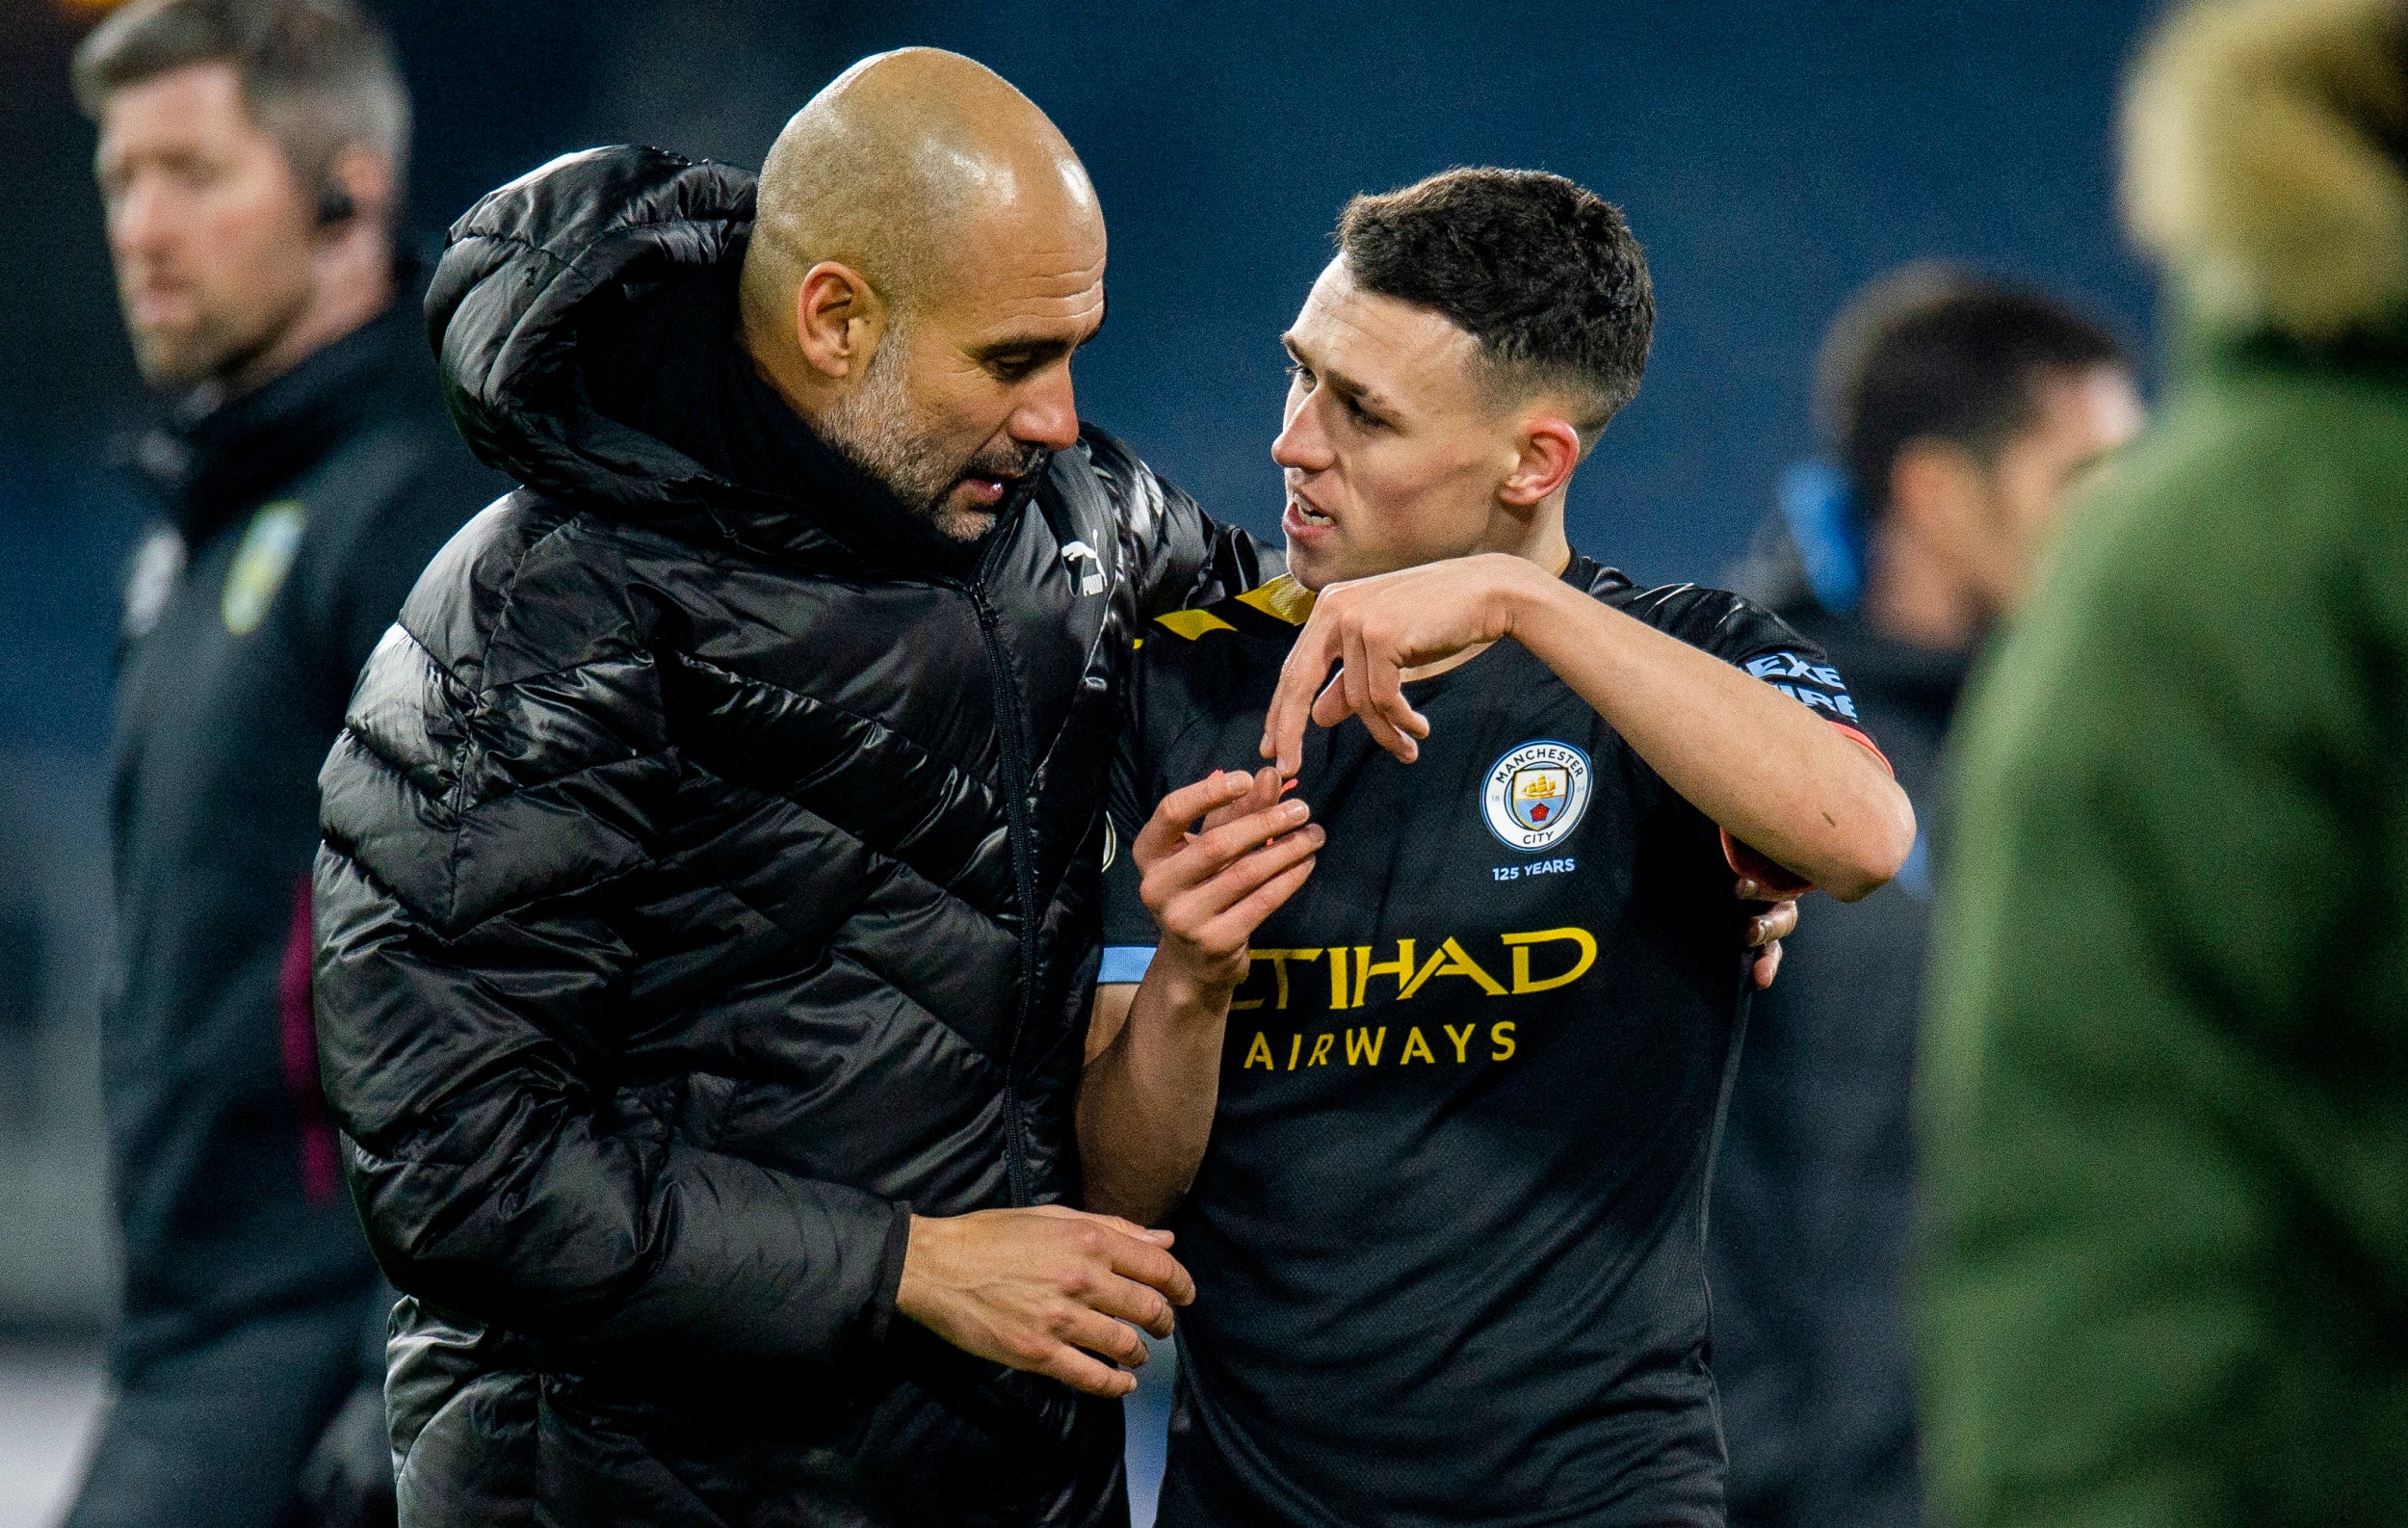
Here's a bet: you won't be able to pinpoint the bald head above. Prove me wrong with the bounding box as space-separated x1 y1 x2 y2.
738 49 1109 540
741 48 1101 347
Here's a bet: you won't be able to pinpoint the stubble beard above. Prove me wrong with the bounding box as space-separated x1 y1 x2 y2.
816 333 1050 544
125 291 311 398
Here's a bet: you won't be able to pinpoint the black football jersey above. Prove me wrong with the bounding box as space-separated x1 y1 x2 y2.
1100 557 1868 1528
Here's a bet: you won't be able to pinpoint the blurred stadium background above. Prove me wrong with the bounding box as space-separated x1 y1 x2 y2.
0 1 2157 1519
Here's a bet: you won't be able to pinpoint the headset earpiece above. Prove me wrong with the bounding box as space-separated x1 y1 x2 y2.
315 183 357 228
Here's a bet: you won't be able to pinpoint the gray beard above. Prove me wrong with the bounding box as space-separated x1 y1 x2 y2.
816 338 992 542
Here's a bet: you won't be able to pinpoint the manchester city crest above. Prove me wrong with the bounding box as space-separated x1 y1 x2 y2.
1482 740 1592 851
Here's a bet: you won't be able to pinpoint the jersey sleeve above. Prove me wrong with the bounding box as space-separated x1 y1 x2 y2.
1611 582 1881 757
1611 582 1888 894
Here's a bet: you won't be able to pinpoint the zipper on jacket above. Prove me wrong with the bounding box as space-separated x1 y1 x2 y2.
969 584 1038 1207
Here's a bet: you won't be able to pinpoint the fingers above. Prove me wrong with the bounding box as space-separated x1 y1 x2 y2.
1750 939 1785 989
1198 767 1281 835
1180 838 1329 944
1034 1340 1140 1398
1079 1208 1177 1249
1145 797 1315 909
1263 626 1340 776
1188 857 1318 952
1134 771 1254 872
1294 608 1427 765
1743 899 1798 947
1084 1270 1179 1339
1164 821 1323 921
1055 1302 1156 1369
1105 1226 1199 1307
1352 620 1430 761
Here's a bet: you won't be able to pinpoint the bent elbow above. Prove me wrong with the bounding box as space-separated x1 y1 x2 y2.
1826 788 1918 904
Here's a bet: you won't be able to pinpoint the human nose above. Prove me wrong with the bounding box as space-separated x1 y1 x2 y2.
1009 362 1083 453
108 171 173 261
1270 392 1330 473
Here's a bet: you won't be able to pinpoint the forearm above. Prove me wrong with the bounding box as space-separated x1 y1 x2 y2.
1509 574 1914 899
1077 967 1232 1225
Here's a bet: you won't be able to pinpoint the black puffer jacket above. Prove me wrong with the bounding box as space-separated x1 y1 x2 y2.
312 146 1267 1527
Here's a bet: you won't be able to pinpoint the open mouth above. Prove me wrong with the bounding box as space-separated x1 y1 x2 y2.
954 450 1049 511
1285 490 1338 530
956 473 1016 508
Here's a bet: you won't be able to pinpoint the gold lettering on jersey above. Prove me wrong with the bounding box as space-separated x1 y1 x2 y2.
1237 949 1322 1011
1324 947 1351 1010
1353 940 1416 1007
1398 937 1506 999
1500 928 1597 993
1226 926 1598 1014
1224 927 1597 1079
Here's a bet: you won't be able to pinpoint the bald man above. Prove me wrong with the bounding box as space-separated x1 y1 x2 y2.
311 50 1267 1527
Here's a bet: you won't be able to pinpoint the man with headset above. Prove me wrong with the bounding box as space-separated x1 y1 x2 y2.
67 2 497 1522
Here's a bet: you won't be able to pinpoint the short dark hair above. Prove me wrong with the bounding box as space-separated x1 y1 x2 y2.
71 0 409 204
1819 263 2128 515
1337 167 1654 443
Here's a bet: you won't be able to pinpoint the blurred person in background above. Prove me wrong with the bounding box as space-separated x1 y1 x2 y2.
1922 0 2408 1522
67 0 498 1523
1710 268 2140 1528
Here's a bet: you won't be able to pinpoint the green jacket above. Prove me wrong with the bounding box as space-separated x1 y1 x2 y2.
1924 5 2408 1522
1922 323 2408 1527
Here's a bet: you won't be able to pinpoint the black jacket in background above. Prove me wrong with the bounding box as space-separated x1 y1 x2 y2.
1708 524 1968 1528
311 145 1268 1527
105 292 502 1379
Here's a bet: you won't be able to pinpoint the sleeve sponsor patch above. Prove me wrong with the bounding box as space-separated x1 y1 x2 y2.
1741 649 1860 722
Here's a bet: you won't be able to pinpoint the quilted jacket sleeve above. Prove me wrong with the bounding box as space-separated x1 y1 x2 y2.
1082 427 1276 619
312 498 909 1368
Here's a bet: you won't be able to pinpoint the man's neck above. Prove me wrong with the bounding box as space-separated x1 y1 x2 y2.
1860 517 1985 652
1481 491 1572 576
1392 495 1571 683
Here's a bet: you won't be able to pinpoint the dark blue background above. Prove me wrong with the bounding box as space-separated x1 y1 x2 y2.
2 0 2162 758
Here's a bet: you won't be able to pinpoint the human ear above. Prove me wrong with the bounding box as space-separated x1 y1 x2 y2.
793 260 885 381
317 143 392 238
1498 415 1584 507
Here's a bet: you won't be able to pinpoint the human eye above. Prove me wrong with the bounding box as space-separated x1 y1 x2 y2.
163 152 222 193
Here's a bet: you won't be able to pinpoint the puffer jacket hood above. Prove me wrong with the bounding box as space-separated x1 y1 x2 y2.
430 146 754 515
316 144 1269 1526
2124 0 2408 344
428 144 995 574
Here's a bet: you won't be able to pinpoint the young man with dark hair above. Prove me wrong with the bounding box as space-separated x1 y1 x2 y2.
1710 265 2140 1528
1082 169 1916 1528
67 2 497 1524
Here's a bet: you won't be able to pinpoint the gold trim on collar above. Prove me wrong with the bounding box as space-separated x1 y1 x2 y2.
1234 574 1316 626
1154 608 1239 641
